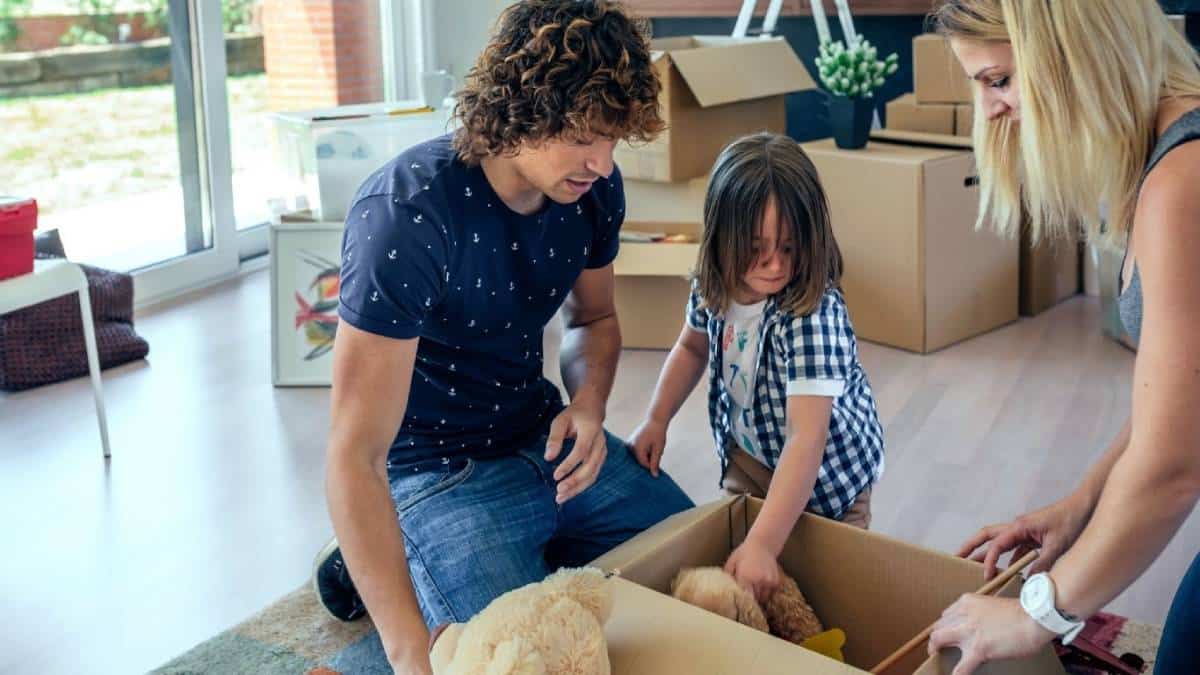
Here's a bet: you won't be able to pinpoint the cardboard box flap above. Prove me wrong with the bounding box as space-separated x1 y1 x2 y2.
667 37 815 108
871 128 973 150
591 496 740 584
806 137 965 166
649 36 698 52
607 577 861 674
912 646 1068 675
769 513 1027 673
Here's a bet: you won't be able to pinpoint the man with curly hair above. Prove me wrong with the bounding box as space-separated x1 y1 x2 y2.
313 1 694 671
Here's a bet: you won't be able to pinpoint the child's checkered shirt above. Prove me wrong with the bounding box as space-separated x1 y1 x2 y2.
686 284 885 520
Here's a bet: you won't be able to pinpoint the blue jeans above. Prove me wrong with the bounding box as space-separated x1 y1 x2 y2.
1155 551 1200 673
387 429 694 628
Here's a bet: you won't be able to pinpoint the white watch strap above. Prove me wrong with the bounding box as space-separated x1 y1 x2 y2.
1023 573 1085 640
1030 604 1080 636
1062 620 1086 646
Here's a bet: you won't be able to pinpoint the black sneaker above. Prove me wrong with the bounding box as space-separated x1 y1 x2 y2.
312 538 367 622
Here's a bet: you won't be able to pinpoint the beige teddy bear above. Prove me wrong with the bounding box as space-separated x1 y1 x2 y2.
671 566 824 644
429 567 614 675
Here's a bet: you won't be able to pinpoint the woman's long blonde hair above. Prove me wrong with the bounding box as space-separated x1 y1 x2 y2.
931 0 1200 248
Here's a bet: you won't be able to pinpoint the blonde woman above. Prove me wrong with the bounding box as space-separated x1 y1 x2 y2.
925 2 1200 673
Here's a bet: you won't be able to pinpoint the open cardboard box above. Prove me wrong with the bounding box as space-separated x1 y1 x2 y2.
592 496 1066 675
613 36 814 183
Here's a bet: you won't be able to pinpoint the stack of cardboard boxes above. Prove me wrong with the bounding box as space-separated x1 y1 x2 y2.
882 33 1082 321
886 35 974 139
613 36 815 349
802 138 1019 353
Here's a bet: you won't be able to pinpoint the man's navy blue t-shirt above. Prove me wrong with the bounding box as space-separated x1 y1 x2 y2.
338 134 625 464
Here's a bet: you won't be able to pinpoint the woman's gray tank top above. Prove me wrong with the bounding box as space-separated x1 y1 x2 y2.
1118 107 1200 345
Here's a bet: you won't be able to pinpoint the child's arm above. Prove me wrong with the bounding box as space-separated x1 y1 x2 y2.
628 325 709 476
726 394 832 601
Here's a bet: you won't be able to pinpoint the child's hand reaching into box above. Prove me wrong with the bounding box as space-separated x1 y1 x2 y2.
725 537 782 603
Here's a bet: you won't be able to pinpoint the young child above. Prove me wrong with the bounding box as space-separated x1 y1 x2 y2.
628 132 884 601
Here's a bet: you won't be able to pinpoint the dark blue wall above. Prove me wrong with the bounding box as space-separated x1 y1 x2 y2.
651 8 1198 143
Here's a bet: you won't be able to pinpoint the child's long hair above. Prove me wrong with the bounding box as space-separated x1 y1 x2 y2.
696 132 842 316
931 0 1200 249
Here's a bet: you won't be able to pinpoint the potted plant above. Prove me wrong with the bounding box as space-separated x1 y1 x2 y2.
810 0 899 149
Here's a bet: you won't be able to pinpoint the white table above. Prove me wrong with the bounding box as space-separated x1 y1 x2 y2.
0 259 111 458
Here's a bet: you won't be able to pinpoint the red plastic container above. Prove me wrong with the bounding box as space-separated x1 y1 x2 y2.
0 197 37 280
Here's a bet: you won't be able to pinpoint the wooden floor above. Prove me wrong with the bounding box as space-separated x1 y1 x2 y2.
1 269 1194 675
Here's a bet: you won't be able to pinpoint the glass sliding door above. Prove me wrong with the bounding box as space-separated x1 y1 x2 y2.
0 0 410 306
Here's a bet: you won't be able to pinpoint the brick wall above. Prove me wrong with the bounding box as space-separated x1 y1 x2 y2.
261 0 383 112
0 35 264 99
5 14 162 53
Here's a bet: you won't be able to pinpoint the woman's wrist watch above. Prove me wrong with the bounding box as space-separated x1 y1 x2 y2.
1020 573 1086 645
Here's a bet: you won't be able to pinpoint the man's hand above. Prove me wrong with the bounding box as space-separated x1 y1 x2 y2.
725 537 782 603
545 402 608 504
628 418 668 477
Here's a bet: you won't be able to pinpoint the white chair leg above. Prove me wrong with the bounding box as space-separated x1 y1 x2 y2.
78 283 111 459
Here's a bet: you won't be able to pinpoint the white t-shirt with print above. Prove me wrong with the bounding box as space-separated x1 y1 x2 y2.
721 298 850 468
721 300 768 464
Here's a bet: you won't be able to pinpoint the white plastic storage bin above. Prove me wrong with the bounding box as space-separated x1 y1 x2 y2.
272 101 456 222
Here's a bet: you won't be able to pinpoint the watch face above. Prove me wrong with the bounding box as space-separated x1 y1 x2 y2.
1021 574 1051 609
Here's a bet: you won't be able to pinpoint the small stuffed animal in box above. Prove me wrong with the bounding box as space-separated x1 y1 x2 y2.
429 567 613 675
671 566 823 643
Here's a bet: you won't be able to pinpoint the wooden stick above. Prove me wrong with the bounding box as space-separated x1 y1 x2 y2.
870 550 1040 675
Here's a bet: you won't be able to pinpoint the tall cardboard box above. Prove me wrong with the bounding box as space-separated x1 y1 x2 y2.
1020 224 1080 316
592 496 1067 675
614 177 707 349
886 93 956 135
955 103 974 137
802 139 1018 353
913 34 972 104
613 36 815 183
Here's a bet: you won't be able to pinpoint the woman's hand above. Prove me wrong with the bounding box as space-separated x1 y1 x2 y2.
928 594 1055 675
957 494 1091 579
